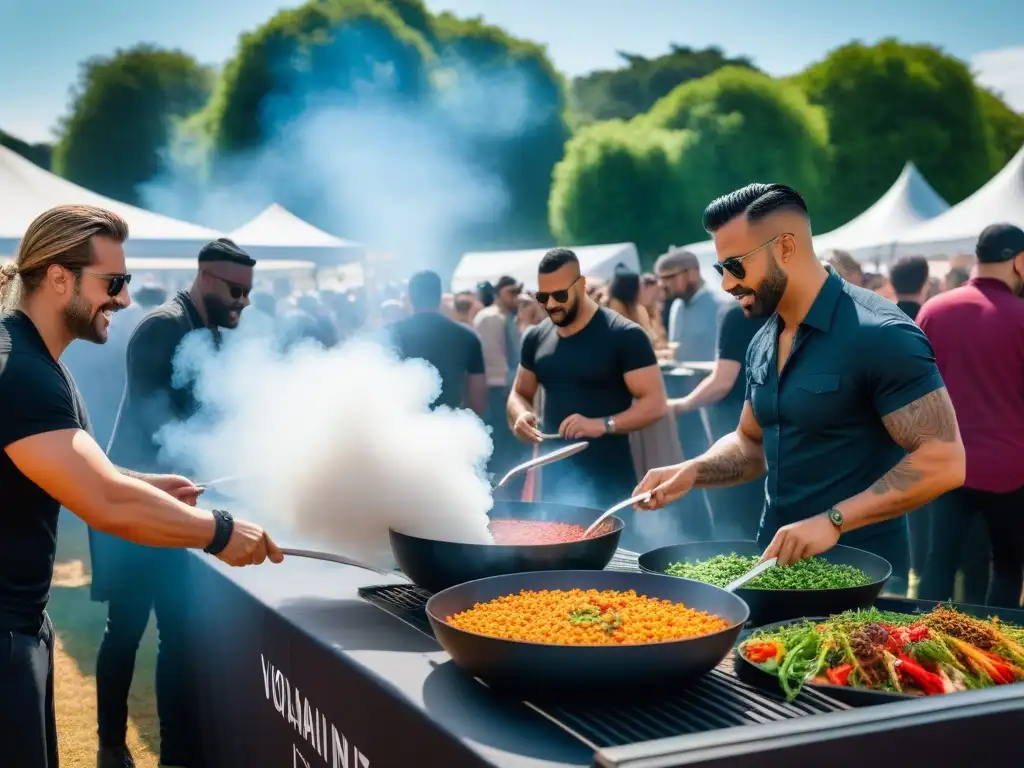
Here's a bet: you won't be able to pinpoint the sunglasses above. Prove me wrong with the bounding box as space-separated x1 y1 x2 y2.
206 272 251 300
535 276 581 305
79 269 131 297
714 234 788 279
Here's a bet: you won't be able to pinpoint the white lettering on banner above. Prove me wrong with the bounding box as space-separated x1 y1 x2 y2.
261 654 370 767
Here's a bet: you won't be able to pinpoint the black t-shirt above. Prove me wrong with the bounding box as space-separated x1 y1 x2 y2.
0 311 92 629
521 307 657 505
897 300 922 323
711 303 768 435
107 292 203 472
389 311 484 410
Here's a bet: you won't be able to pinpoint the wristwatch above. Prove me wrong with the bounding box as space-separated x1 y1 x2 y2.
604 416 616 434
826 506 844 532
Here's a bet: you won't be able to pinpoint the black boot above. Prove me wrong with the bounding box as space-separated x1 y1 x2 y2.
97 745 136 768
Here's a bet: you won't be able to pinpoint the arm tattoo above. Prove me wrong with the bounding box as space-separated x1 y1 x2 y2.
117 467 146 480
695 454 748 486
869 455 922 495
880 388 958 452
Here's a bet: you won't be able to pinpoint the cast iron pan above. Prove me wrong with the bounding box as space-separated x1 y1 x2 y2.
425 569 749 699
390 501 623 593
734 617 913 707
638 540 891 626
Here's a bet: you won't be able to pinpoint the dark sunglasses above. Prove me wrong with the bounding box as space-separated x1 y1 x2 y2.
535 276 581 305
206 272 251 300
714 234 787 279
79 269 131 297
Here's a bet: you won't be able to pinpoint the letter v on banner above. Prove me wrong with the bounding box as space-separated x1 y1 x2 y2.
293 744 311 768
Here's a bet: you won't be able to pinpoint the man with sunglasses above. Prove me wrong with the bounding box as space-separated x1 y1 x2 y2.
508 249 668 548
95 237 256 768
635 183 965 574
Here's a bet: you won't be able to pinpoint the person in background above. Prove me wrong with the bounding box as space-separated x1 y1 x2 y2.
670 300 769 540
639 272 667 350
889 256 930 321
655 248 720 362
0 208 279 768
943 267 971 292
477 280 495 309
391 270 486 416
864 272 897 302
97 237 258 768
606 266 655 336
379 299 406 325
451 291 481 326
917 224 1024 608
516 292 546 333
474 276 524 483
826 249 864 287
507 248 668 548
636 183 964 579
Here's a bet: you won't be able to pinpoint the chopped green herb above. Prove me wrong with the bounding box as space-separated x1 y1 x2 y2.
664 553 870 590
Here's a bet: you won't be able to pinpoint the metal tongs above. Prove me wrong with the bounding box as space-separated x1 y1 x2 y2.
278 548 402 579
724 558 778 592
581 491 652 538
492 441 589 490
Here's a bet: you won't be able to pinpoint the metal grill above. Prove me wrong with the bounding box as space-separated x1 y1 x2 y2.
357 550 849 750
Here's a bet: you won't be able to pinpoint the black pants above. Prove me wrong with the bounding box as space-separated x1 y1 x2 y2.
706 479 765 541
0 613 57 768
918 486 1023 608
95 546 193 764
484 386 526 500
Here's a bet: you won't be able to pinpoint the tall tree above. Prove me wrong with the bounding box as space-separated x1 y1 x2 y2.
976 86 1024 173
0 129 52 170
53 45 212 205
798 40 992 229
572 45 757 125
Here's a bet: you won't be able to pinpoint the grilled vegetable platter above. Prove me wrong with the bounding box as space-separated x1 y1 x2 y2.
735 605 1024 704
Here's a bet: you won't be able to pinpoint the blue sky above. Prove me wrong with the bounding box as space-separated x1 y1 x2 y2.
2 0 1022 143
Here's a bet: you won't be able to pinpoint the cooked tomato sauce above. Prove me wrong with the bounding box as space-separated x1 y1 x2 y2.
488 519 599 544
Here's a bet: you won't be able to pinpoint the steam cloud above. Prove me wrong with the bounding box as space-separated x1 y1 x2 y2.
157 331 495 567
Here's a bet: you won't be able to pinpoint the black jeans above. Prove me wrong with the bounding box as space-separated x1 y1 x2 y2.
95 546 193 764
0 613 57 768
919 486 1024 608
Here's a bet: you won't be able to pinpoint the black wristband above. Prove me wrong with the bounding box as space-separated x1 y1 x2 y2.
203 509 234 555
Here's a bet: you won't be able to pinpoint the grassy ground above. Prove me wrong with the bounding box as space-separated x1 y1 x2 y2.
50 513 159 768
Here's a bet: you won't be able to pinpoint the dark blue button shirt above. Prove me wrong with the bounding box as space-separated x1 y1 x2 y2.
744 268 945 554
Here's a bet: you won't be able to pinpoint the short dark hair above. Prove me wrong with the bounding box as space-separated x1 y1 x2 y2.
538 247 579 274
702 183 808 234
408 270 442 310
889 255 930 295
198 237 256 267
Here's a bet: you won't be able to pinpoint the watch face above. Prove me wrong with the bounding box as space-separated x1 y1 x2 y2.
828 508 843 527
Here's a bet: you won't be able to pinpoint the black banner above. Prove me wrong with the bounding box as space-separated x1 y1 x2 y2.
181 555 492 768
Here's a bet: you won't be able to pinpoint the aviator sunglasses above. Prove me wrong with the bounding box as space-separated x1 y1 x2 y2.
535 276 581 305
713 234 788 280
78 269 132 297
206 272 251 300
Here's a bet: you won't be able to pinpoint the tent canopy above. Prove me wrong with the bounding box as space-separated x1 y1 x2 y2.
228 203 363 265
813 162 949 261
450 243 640 293
896 144 1024 257
0 144 223 258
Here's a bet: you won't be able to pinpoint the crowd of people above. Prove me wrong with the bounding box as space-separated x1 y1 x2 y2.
0 184 1022 767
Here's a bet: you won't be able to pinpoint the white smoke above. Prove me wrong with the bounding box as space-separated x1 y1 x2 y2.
156 330 495 567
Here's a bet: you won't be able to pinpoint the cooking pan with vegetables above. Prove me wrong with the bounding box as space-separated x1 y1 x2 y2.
735 604 1024 707
426 569 749 698
638 540 891 626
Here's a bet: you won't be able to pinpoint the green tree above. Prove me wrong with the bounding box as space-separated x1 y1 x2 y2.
53 45 211 205
549 120 695 261
0 129 52 170
798 40 992 229
644 67 829 222
976 87 1024 173
571 45 757 125
432 13 570 247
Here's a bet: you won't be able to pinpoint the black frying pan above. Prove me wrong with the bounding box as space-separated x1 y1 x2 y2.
638 540 891 626
425 569 749 698
390 501 622 593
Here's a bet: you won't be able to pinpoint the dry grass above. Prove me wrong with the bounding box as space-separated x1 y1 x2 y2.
50 514 159 768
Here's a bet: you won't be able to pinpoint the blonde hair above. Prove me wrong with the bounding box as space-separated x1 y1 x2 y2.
0 205 129 311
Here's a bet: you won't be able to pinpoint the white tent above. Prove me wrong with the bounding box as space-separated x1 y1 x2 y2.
895 144 1024 257
450 242 641 292
0 144 223 258
813 162 949 262
228 203 363 265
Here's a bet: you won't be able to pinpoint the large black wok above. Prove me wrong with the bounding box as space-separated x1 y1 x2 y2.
638 540 891 626
390 501 622 593
426 569 749 698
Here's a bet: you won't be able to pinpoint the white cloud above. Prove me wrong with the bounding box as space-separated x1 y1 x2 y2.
972 46 1024 112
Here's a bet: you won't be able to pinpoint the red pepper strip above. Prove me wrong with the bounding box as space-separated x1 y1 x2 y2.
896 653 946 695
825 663 853 686
745 642 778 663
947 637 1020 685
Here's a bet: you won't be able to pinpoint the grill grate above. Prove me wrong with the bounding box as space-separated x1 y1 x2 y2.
357 549 849 750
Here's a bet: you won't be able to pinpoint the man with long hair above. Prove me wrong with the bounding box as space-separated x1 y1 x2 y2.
0 206 282 768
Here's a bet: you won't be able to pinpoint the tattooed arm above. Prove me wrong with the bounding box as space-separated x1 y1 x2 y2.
834 388 965 533
692 401 767 488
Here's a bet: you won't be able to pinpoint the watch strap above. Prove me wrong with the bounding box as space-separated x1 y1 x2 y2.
204 509 234 555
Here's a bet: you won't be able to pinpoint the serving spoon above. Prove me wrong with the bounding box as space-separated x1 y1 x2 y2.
581 491 653 538
492 441 589 491
723 558 778 592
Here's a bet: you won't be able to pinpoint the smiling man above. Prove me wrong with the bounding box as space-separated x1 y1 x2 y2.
634 184 965 575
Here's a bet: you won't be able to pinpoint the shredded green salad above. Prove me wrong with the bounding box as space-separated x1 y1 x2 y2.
664 553 871 590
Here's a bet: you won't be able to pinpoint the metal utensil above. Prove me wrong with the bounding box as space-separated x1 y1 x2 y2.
492 441 588 490
724 558 777 592
279 548 400 579
195 474 245 491
582 492 652 538
537 432 563 441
